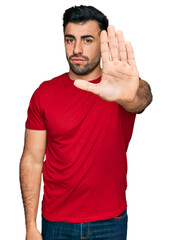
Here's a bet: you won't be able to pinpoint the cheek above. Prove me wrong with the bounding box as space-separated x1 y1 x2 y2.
89 45 101 60
65 44 73 56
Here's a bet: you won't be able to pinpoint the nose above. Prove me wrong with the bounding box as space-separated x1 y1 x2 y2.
73 40 83 55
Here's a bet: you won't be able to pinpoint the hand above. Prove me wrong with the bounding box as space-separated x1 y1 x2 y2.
26 227 43 240
74 25 139 103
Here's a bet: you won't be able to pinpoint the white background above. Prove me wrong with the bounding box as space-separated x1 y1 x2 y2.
0 0 171 239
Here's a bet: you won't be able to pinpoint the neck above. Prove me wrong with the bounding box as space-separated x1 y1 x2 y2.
68 65 102 81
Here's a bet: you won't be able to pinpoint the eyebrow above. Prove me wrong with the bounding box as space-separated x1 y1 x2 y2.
65 34 95 39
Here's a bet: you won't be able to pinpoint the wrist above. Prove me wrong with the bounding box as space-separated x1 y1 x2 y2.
26 221 37 232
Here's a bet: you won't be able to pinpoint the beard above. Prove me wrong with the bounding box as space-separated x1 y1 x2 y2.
67 54 100 75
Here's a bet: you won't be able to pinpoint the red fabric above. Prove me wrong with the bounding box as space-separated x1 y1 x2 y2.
26 73 136 223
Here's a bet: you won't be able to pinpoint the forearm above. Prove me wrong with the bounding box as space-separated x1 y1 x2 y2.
19 153 43 231
119 78 153 113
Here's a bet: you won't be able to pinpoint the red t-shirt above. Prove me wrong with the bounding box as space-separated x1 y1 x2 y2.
26 72 136 223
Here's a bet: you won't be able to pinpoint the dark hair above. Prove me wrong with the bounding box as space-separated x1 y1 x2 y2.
63 5 109 32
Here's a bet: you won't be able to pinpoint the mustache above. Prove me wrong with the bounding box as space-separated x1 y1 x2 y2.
69 55 89 61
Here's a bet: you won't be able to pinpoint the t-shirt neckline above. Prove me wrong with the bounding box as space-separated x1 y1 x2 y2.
66 72 101 84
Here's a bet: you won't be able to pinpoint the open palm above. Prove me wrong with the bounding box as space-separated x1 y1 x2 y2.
74 25 139 103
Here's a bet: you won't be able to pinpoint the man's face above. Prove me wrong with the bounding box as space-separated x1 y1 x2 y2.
64 21 101 75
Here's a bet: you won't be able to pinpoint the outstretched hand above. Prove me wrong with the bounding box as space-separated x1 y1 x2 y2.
74 25 139 103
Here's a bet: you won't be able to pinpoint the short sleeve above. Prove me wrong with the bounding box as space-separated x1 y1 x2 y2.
25 86 46 130
119 105 136 149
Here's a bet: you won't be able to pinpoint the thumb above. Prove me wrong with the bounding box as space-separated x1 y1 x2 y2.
74 79 100 95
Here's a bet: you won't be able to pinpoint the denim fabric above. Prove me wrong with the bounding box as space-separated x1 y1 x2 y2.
42 209 128 240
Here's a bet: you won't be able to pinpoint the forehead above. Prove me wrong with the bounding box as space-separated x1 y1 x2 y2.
64 21 100 37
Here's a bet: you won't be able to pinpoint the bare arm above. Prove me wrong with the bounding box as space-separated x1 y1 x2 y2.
19 129 46 239
119 78 153 113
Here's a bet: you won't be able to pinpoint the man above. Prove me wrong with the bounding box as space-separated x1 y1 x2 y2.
20 5 152 240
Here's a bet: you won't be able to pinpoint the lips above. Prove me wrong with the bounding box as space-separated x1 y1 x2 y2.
72 58 85 62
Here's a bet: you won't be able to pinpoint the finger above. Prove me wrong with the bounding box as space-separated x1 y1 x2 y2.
115 30 127 62
74 80 100 96
126 41 137 67
100 30 110 64
107 25 118 62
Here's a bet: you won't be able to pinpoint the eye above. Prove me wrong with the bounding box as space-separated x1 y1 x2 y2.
66 38 74 43
84 39 93 43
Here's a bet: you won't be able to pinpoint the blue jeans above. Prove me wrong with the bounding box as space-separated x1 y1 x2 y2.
41 209 128 240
